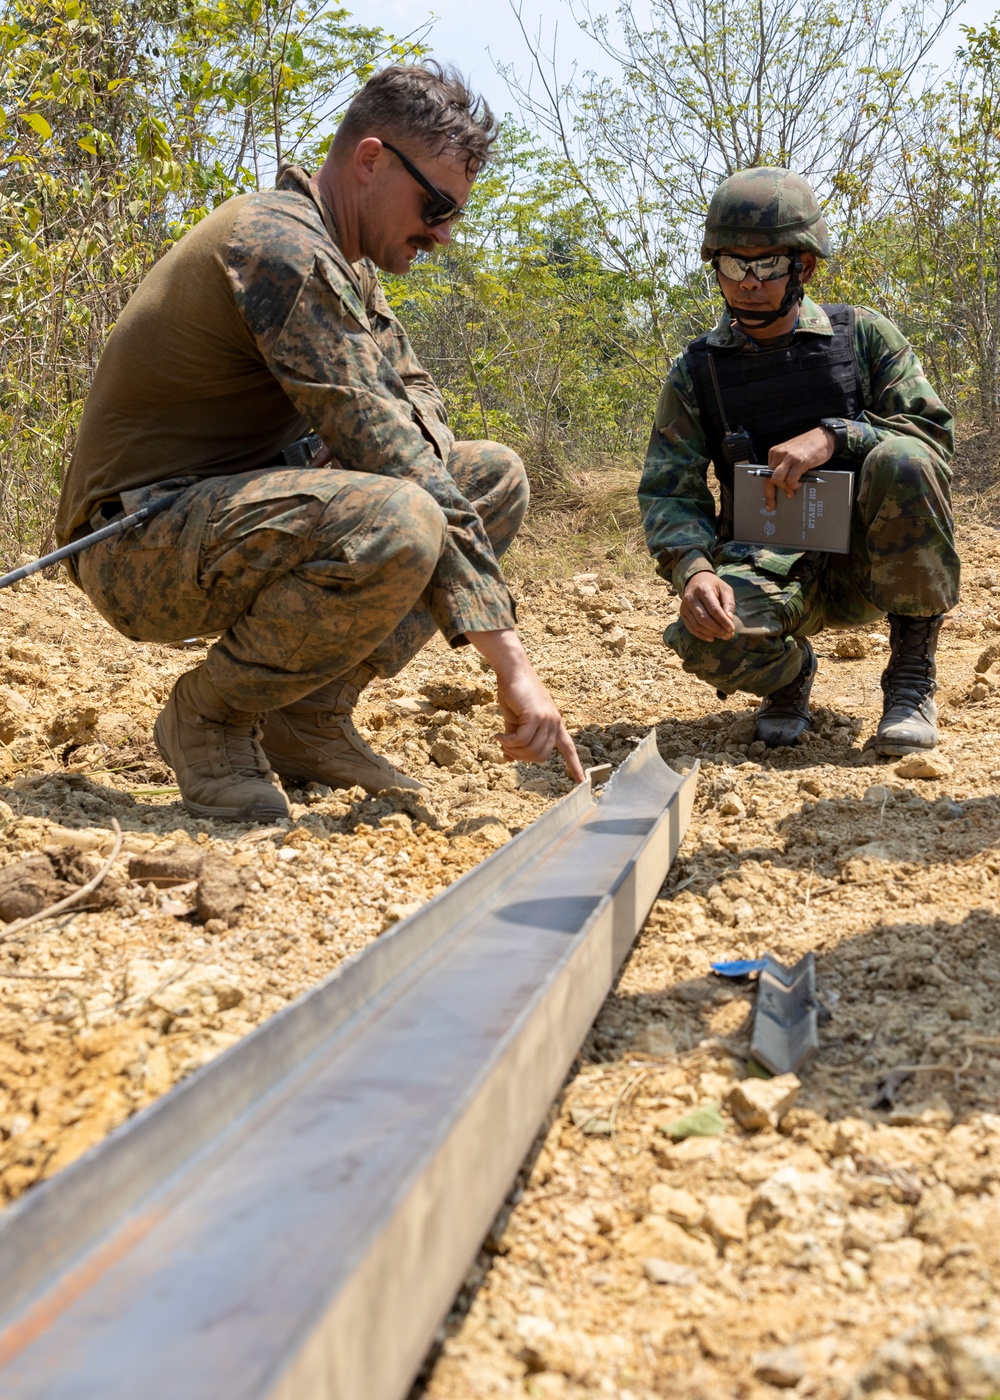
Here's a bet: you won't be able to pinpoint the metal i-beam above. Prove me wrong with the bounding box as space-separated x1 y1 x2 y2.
0 734 697 1400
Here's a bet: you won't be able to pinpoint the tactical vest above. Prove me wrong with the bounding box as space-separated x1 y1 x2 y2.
686 304 865 538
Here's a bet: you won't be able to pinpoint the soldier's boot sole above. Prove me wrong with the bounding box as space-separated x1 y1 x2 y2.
261 708 428 796
154 676 290 823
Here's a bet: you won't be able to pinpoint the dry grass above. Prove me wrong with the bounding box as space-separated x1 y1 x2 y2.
505 463 653 584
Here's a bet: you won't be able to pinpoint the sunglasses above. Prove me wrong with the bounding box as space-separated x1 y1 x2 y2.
381 141 465 227
714 252 794 282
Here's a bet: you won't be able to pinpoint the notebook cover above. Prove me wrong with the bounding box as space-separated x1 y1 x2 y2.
732 465 854 554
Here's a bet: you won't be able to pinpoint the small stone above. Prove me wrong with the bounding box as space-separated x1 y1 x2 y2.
630 1024 677 1057
971 682 990 701
656 1135 722 1166
430 738 464 768
731 897 755 925
833 633 871 659
449 815 510 846
750 1166 844 1227
798 776 823 797
727 1074 800 1131
718 793 746 817
643 1258 698 1286
379 812 413 832
382 901 421 927
753 1347 807 1388
703 1194 747 1243
45 825 112 854
648 1184 703 1228
520 777 553 796
603 624 627 653
854 1311 1000 1396
943 996 972 1020
419 679 493 712
48 701 99 746
0 687 32 743
862 783 895 806
129 846 205 887
195 853 246 924
619 1215 714 1266
868 1237 924 1286
750 1344 806 1388
390 696 434 716
569 1107 612 1136
894 752 953 780
0 853 72 922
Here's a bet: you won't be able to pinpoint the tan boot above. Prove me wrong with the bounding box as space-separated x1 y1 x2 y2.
261 663 427 795
154 668 290 822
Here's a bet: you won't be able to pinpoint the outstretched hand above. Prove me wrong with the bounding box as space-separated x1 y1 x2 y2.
467 629 586 784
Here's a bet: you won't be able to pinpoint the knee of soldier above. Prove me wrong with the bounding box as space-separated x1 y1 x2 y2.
498 447 530 534
451 440 530 541
383 480 448 581
666 619 750 685
861 437 944 501
666 620 785 695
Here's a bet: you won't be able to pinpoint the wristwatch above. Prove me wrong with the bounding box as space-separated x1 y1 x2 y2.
819 417 848 456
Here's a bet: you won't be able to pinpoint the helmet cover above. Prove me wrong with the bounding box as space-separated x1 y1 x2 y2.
701 167 832 260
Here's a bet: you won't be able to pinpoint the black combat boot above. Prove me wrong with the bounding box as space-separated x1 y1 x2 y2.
755 639 818 747
875 614 943 755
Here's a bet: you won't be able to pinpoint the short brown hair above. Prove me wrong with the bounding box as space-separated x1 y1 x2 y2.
334 63 498 175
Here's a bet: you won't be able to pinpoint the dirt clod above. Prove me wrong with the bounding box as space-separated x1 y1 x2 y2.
195 853 246 924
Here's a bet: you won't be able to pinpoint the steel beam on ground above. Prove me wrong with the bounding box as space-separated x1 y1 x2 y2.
0 735 697 1400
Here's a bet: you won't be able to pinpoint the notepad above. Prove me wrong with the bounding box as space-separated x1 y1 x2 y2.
733 464 854 554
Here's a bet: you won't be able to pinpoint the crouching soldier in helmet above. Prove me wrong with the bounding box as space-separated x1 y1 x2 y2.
639 167 960 752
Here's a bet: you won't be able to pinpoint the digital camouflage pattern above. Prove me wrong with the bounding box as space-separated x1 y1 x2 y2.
665 436 959 695
700 167 832 260
639 295 960 696
640 296 956 592
59 166 515 648
77 440 528 715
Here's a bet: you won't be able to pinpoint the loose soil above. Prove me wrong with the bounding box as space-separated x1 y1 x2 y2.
2 437 1000 1398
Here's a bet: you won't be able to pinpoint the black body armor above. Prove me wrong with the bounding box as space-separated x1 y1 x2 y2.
687 304 865 538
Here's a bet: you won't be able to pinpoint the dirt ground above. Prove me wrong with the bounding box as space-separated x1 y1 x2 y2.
2 438 1000 1397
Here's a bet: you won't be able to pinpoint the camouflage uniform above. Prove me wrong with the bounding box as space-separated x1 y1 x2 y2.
639 295 959 696
77 442 526 714
60 167 525 714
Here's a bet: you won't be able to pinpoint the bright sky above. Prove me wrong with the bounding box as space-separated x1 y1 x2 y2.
374 0 999 118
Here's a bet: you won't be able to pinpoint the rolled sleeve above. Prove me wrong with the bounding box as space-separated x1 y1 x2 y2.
638 368 720 593
237 244 513 642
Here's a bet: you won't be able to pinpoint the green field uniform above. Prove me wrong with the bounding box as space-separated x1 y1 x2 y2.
639 296 960 696
59 167 524 713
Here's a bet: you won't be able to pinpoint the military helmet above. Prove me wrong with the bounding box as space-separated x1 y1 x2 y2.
701 167 832 260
